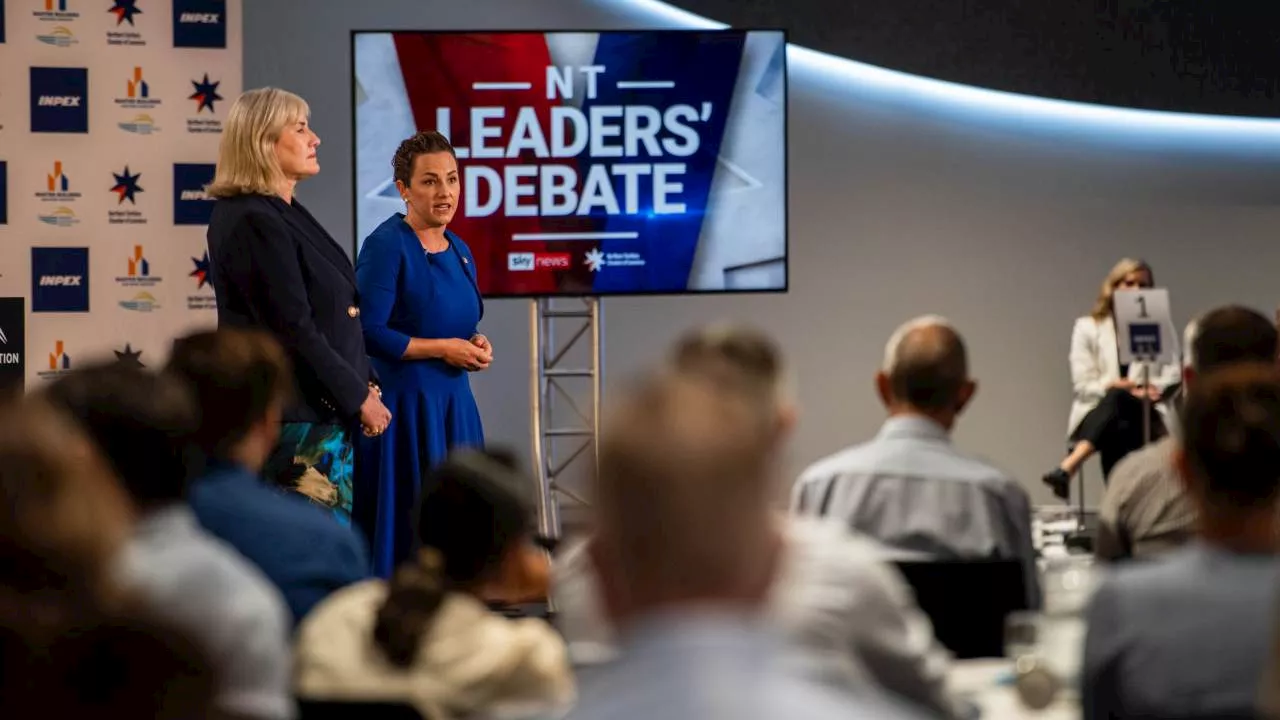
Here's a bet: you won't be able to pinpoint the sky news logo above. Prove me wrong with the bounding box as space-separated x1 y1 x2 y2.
173 163 215 225
31 247 89 313
508 252 572 271
30 67 88 133
173 0 225 48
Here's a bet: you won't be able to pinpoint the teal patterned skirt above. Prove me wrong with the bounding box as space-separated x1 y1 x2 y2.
263 422 355 524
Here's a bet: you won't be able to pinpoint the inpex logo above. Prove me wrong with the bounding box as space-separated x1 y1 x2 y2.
508 252 535 271
173 163 215 225
173 0 225 48
30 67 88 133
31 247 90 312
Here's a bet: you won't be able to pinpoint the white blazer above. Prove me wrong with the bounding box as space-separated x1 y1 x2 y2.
1067 315 1180 436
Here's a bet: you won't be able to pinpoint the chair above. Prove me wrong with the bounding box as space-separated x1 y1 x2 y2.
892 558 1029 660
297 699 426 720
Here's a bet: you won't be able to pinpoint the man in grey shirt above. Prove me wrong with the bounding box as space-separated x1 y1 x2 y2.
1083 362 1280 719
791 315 1039 608
43 364 295 720
568 369 923 720
1097 306 1279 562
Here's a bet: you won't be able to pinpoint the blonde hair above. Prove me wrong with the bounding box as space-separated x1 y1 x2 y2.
206 88 310 198
1091 257 1152 320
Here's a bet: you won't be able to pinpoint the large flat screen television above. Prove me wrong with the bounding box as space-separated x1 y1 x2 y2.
352 29 788 297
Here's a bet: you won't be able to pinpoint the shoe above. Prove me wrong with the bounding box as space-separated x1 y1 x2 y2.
1042 468 1070 501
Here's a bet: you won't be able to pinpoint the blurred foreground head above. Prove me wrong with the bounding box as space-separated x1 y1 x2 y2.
0 398 215 718
592 370 783 629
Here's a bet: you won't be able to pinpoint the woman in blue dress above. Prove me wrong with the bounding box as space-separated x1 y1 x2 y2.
354 131 493 577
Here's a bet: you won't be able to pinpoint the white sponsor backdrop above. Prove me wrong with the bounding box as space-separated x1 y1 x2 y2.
0 0 240 386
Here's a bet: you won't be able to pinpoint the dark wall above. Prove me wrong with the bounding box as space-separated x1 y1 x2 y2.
669 0 1280 117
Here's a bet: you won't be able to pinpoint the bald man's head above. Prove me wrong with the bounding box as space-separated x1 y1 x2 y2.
877 316 975 421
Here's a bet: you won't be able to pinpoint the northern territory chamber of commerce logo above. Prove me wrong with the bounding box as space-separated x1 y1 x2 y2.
38 340 73 381
107 0 145 45
116 245 162 288
188 251 215 310
187 73 223 134
115 67 161 110
31 247 89 313
108 166 147 224
33 0 79 23
115 343 145 368
174 163 215 224
30 67 88 133
173 0 225 48
584 247 645 272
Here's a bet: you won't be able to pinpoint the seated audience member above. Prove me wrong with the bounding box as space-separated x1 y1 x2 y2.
553 325 964 718
1097 306 1279 562
791 315 1040 607
570 370 925 719
1083 363 1280 719
0 396 216 719
294 449 573 720
166 328 370 624
42 364 295 720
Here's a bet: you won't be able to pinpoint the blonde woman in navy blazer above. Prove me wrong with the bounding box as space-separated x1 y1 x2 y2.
206 87 391 523
354 131 491 577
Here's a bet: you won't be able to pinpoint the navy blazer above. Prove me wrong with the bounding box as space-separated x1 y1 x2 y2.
206 193 374 424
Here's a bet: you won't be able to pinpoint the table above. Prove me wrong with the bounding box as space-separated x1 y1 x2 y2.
948 659 1079 720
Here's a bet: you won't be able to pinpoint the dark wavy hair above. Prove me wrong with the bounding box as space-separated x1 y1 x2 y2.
372 448 533 667
392 130 457 187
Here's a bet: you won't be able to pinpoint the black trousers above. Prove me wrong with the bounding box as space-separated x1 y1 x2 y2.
1070 387 1166 479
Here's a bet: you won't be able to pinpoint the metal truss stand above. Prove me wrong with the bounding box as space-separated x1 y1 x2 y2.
529 297 603 549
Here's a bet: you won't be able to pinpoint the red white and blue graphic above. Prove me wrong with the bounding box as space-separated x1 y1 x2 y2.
189 73 221 112
30 66 89 133
109 0 142 25
172 0 225 48
110 166 144 204
354 30 788 297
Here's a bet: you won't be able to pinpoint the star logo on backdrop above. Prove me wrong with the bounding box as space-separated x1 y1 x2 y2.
190 252 211 289
109 0 142 26
115 344 145 368
189 74 222 113
110 167 144 204
584 248 605 272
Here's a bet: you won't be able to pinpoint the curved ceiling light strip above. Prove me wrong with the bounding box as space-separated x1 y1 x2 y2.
609 0 1280 147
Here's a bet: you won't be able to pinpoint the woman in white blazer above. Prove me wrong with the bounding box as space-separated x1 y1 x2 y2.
1042 258 1180 498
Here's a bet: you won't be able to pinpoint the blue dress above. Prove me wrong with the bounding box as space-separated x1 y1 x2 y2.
353 213 485 577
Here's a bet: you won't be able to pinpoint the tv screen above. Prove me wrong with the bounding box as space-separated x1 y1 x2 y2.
352 29 788 297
